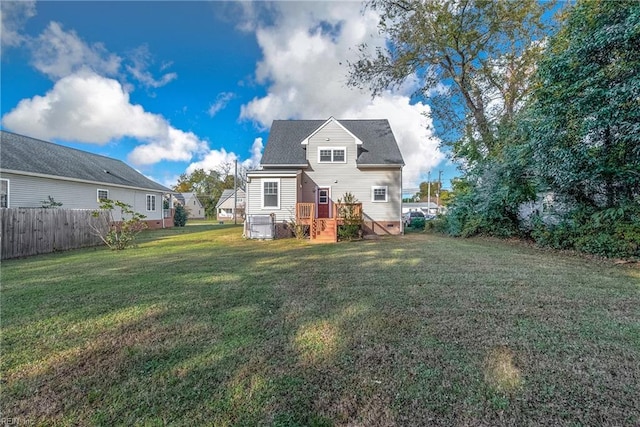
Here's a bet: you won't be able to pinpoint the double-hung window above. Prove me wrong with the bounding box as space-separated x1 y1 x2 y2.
262 179 279 209
318 147 346 163
97 189 109 202
1 179 9 208
146 194 157 211
372 186 388 203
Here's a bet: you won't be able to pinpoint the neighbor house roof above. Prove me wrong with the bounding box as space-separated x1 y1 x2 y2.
0 130 171 192
215 189 245 209
260 119 404 167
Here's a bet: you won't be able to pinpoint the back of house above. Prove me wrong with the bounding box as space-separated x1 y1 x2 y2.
245 117 404 239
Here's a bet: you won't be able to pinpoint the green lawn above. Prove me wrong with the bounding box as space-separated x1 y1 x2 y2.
2 224 639 426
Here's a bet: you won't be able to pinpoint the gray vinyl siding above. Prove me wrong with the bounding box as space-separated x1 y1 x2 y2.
183 194 205 219
246 176 297 222
218 196 245 210
302 122 402 222
0 172 165 221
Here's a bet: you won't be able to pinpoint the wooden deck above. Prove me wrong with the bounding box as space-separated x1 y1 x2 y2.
296 203 362 243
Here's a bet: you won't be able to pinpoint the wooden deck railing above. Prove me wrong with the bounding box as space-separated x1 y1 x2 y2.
333 203 362 220
295 202 362 242
297 203 314 220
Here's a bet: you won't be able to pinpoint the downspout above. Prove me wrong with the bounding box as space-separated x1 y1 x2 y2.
401 167 405 234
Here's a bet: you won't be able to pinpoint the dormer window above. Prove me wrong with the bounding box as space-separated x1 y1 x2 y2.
318 147 346 163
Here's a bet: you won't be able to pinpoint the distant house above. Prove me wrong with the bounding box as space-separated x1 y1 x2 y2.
216 189 245 220
179 192 205 219
244 117 405 241
0 131 173 229
402 201 443 215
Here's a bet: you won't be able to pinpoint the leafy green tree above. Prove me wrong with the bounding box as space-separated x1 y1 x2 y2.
529 0 640 210
173 163 247 219
348 0 553 162
523 0 640 257
173 204 188 227
173 169 225 218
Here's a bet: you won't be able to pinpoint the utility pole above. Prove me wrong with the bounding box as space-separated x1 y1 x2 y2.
234 159 238 225
437 170 442 213
427 170 431 215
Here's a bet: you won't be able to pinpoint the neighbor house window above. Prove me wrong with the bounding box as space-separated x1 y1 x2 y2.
318 147 346 163
97 189 109 202
1 179 9 208
146 194 157 211
262 178 280 209
372 186 388 202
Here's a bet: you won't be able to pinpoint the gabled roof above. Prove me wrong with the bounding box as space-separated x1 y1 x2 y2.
215 188 245 209
0 130 171 192
181 192 202 205
300 117 363 146
260 119 404 167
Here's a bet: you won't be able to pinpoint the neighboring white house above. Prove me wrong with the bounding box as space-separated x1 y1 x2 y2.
402 201 443 215
216 189 245 220
245 117 405 241
179 192 205 219
0 131 173 229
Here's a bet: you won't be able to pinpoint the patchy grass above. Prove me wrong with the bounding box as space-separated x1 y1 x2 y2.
1 224 639 426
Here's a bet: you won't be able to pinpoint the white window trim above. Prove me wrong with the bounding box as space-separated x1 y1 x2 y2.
146 194 157 212
97 188 109 202
1 179 9 208
317 146 347 164
261 178 280 209
372 186 388 203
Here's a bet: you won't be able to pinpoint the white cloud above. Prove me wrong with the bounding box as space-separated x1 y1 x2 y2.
185 137 263 177
242 137 263 170
1 70 207 165
207 92 235 117
0 0 36 49
125 45 178 89
239 1 444 187
29 22 121 80
186 147 237 175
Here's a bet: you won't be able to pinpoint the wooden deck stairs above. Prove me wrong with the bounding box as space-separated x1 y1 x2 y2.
296 202 362 244
311 218 337 243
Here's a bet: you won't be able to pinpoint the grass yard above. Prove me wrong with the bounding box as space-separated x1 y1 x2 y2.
1 224 639 426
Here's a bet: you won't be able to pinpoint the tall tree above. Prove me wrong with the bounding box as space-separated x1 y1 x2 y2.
348 0 553 163
173 169 224 218
173 164 248 218
529 0 640 210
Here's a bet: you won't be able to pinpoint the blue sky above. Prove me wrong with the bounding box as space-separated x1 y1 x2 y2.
1 1 459 193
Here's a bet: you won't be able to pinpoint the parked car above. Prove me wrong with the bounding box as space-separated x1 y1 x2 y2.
403 211 425 227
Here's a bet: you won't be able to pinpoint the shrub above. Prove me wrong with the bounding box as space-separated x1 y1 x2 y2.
530 204 640 259
174 204 188 227
41 196 63 209
90 199 147 250
337 192 363 241
411 217 426 230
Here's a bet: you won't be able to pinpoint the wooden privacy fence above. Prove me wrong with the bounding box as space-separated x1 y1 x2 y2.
0 208 109 260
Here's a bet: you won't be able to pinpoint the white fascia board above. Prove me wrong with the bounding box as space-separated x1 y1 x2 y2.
260 164 308 168
246 170 300 178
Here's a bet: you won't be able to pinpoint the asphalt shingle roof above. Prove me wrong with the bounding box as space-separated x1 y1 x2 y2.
260 119 404 166
0 131 171 192
215 189 244 208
